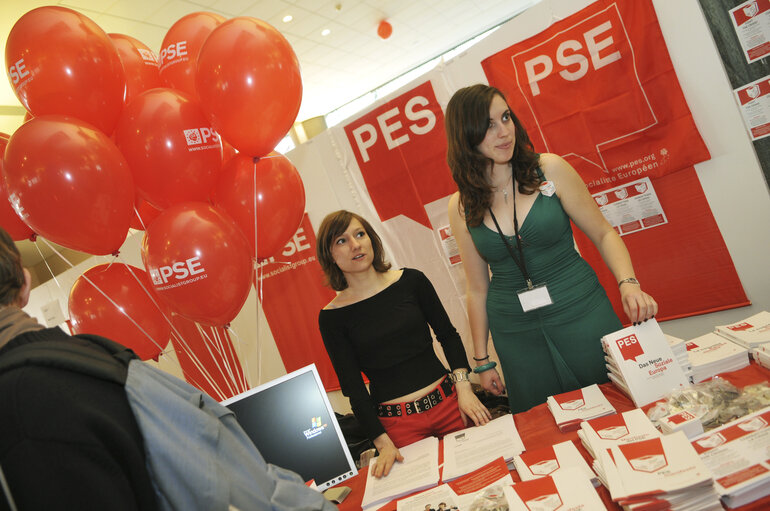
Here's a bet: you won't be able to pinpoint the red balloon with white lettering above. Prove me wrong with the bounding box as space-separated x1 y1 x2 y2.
159 11 226 98
5 6 126 134
114 88 222 209
142 202 253 326
0 135 34 241
69 263 171 360
109 33 161 105
212 152 305 260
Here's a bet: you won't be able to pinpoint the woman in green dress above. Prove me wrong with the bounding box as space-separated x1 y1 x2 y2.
445 84 658 413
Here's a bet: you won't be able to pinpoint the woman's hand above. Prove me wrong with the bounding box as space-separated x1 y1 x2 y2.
620 283 658 324
371 433 404 478
455 381 492 426
478 367 505 396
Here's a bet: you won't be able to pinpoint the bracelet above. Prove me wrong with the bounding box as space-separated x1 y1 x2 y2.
451 371 470 384
618 277 639 288
472 361 497 374
472 355 490 361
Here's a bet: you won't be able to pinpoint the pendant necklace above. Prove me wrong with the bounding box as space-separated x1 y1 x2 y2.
495 172 513 204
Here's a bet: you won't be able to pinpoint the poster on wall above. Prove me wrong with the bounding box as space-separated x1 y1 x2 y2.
734 76 770 140
729 0 770 63
481 0 747 321
481 0 711 193
593 177 667 236
256 214 340 391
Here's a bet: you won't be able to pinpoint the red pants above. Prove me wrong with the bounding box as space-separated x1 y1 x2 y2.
379 392 466 448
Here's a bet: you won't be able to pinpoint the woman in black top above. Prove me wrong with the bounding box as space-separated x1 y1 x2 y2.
317 210 491 478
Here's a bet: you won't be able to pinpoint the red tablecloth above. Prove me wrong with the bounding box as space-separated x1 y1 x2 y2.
338 363 770 510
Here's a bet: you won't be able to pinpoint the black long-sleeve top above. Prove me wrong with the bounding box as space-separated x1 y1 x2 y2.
318 268 470 441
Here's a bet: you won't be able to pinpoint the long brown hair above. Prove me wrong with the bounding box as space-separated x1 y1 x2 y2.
316 210 391 291
445 84 540 226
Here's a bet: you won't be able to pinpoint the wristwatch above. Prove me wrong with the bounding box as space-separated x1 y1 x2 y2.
451 371 470 384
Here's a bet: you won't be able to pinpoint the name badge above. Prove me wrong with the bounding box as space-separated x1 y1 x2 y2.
517 283 553 312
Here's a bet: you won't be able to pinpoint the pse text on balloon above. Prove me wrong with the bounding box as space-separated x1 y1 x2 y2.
8 58 30 86
350 95 436 163
159 41 188 67
523 20 621 96
150 256 205 285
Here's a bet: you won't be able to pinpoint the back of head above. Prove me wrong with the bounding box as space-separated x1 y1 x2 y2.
0 227 24 307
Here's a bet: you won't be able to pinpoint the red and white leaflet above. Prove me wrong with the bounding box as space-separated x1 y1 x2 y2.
579 408 660 459
546 384 616 432
686 332 750 383
658 409 705 439
602 320 688 407
503 467 607 510
730 0 770 63
715 311 770 348
601 431 716 504
691 406 770 506
513 440 597 486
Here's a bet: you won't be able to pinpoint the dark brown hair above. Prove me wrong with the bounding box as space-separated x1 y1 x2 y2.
445 84 541 226
316 210 391 291
0 227 24 306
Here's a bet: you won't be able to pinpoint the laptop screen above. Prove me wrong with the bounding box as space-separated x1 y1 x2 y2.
221 364 357 491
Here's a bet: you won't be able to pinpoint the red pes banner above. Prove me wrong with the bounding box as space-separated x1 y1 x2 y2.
256 214 340 390
482 0 710 192
343 80 456 228
574 167 749 322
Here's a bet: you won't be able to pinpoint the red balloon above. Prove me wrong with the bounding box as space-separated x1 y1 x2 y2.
196 17 302 157
0 136 34 241
377 20 393 39
130 198 162 231
69 263 171 360
114 88 222 209
109 33 161 105
142 202 254 326
221 138 237 164
5 6 126 134
212 152 305 260
159 12 226 98
3 116 134 255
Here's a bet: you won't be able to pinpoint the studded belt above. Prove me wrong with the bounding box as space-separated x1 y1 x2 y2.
377 375 454 417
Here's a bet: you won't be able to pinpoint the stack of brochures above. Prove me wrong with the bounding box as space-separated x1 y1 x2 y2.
577 408 660 482
513 439 598 487
598 431 721 510
714 311 770 349
658 408 705 439
666 333 694 382
692 406 770 509
503 467 607 510
686 332 750 383
441 414 525 481
753 348 770 370
602 319 689 407
546 384 615 432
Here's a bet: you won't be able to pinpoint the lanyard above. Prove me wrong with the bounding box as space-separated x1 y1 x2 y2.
488 189 534 289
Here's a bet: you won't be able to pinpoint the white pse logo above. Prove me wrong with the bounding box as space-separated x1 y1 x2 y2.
183 127 220 151
8 58 30 86
150 256 205 286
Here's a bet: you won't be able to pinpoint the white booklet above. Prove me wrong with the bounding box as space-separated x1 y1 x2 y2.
692 406 770 504
513 439 597 486
686 332 750 383
602 319 689 407
546 383 615 431
715 311 770 348
361 436 440 510
579 408 660 459
503 467 607 510
441 414 525 482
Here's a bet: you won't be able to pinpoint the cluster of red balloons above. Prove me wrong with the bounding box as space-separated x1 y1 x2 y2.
1 6 310 354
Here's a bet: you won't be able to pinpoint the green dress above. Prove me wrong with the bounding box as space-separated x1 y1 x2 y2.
468 184 621 414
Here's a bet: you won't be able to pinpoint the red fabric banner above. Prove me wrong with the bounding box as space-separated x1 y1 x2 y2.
481 0 710 193
256 214 340 390
574 167 749 322
343 80 456 228
170 314 249 401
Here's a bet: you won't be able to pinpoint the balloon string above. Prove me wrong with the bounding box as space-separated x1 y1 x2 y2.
38 238 167 356
222 326 250 391
133 204 148 231
253 158 262 386
194 322 238 397
169 328 227 400
210 325 247 393
32 238 62 290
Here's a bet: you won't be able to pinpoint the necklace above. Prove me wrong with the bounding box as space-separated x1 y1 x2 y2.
492 172 513 204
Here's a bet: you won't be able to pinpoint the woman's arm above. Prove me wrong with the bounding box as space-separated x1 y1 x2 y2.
448 193 505 395
540 153 658 323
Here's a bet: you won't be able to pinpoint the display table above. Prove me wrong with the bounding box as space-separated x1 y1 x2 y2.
337 363 770 510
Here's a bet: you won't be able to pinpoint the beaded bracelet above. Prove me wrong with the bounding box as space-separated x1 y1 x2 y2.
472 361 497 374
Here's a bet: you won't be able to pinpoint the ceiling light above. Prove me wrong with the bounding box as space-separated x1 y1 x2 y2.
282 15 293 23
321 28 331 36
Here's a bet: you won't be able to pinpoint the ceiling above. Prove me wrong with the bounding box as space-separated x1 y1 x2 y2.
1 0 537 270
